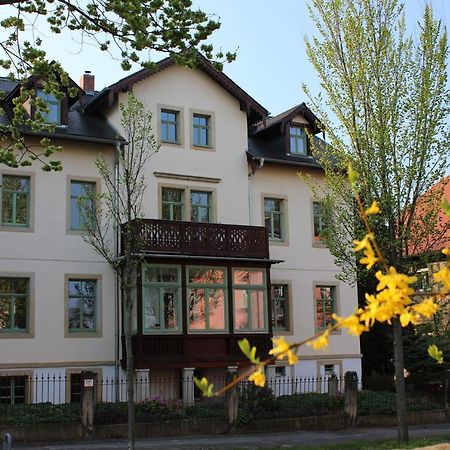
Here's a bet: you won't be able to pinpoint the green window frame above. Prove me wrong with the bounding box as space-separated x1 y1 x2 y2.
70 180 96 230
0 277 28 332
1 175 30 227
271 284 289 331
313 201 326 240
36 90 61 124
289 126 307 155
187 266 228 333
162 188 184 220
0 376 27 405
315 285 335 329
190 190 211 223
161 109 179 143
142 264 182 334
68 279 97 332
193 114 210 147
232 269 268 332
264 198 284 240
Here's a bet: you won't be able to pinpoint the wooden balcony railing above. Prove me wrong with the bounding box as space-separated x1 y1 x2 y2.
121 219 270 259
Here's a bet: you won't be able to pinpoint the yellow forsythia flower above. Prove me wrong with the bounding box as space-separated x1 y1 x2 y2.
332 313 368 336
412 297 439 319
365 201 380 215
307 330 330 350
442 248 450 256
287 349 299 365
269 336 290 359
359 245 380 270
249 368 266 387
434 266 450 293
353 233 375 252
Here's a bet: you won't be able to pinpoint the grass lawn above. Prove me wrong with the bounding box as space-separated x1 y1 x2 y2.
264 436 450 449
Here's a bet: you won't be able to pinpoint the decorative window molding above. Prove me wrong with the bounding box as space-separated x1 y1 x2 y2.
154 172 221 184
158 183 217 223
261 194 289 246
64 274 102 338
66 176 100 235
157 104 184 147
0 171 35 233
0 273 35 339
190 109 215 151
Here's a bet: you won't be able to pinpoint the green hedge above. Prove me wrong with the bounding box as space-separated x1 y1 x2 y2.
1 402 80 425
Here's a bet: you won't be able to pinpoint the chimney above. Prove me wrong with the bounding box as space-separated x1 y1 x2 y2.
80 71 95 93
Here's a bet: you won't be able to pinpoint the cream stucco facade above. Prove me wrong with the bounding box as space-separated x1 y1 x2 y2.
0 59 361 404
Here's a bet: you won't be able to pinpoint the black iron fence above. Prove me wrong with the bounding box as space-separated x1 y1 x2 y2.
1 372 448 425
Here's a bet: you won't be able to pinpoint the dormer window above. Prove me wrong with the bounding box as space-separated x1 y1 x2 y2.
36 91 61 124
289 126 307 155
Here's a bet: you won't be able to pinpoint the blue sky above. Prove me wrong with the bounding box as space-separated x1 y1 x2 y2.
2 0 449 117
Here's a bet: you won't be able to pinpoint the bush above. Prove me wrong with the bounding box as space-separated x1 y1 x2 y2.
1 402 80 425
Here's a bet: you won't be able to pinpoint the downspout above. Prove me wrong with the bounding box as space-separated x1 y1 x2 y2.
114 141 121 399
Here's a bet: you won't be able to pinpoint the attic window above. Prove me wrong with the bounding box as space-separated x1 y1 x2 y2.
289 126 307 155
36 91 61 124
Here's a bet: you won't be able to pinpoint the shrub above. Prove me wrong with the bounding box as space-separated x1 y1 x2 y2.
1 402 80 425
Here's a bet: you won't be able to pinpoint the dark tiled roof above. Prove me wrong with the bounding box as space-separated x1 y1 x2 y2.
253 103 322 135
0 77 122 144
84 54 269 125
247 136 326 169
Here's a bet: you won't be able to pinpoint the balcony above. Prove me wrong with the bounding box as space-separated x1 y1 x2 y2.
121 219 270 260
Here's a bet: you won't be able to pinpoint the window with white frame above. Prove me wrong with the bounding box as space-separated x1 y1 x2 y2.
233 269 267 332
161 188 184 221
188 267 227 332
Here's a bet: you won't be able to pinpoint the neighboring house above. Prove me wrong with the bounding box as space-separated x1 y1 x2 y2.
0 55 361 405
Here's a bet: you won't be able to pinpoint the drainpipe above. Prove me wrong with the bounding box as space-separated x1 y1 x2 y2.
114 141 121 399
248 157 264 225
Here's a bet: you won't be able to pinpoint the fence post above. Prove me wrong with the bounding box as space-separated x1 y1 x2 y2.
328 373 339 398
344 371 358 427
226 366 239 432
182 368 195 406
444 370 450 418
3 432 12 450
80 371 96 437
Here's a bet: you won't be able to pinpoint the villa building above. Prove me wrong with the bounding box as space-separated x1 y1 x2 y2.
0 55 361 404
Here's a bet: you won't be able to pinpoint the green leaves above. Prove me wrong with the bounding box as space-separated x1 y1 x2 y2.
238 338 260 365
348 162 359 189
428 344 444 364
193 377 214 397
441 197 450 219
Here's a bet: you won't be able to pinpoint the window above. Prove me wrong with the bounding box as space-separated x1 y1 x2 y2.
0 376 27 404
162 188 184 220
275 366 286 377
70 180 96 230
36 90 61 124
313 201 326 241
191 191 211 222
0 278 28 332
1 175 30 227
264 198 284 240
233 269 267 332
142 265 181 333
315 286 335 329
188 267 227 332
289 126 307 155
271 284 289 331
68 279 97 332
161 109 179 143
193 114 210 147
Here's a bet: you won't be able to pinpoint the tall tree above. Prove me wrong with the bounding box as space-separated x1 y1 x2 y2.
304 0 450 443
80 94 157 450
0 0 234 170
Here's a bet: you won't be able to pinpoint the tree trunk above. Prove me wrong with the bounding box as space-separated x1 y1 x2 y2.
393 318 408 444
123 264 135 450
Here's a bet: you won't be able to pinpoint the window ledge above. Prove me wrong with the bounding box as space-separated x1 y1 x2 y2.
0 331 34 339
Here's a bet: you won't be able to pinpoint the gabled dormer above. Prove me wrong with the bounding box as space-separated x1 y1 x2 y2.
247 103 326 169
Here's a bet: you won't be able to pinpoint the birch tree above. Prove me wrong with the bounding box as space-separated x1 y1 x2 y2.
81 94 158 450
304 0 450 443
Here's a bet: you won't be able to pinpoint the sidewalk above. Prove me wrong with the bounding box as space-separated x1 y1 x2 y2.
12 423 450 449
